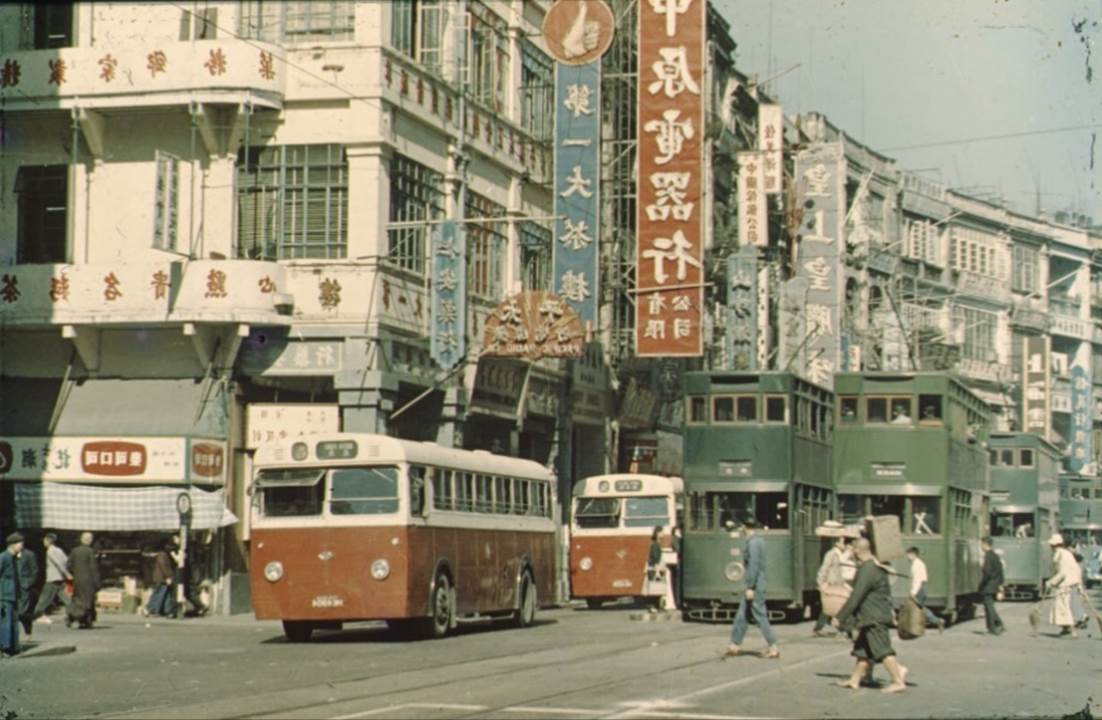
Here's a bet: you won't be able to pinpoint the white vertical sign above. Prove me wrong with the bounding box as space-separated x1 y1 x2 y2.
758 103 783 194
737 152 768 247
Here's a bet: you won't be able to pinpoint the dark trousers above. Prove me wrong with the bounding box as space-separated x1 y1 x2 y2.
33 581 70 618
982 593 1004 633
147 584 178 617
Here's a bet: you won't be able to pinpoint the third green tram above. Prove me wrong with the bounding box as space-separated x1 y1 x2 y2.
833 372 990 622
986 432 1061 600
680 372 834 622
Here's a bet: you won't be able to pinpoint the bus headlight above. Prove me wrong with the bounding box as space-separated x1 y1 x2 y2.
264 561 284 582
371 559 390 580
724 561 745 583
579 557 593 571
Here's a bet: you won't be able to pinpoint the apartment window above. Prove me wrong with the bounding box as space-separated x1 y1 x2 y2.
954 306 998 362
904 218 941 266
391 0 447 73
387 155 446 274
467 1 509 112
179 7 218 40
22 3 73 49
239 1 354 43
520 40 554 142
236 144 348 260
1012 244 1040 294
153 151 180 252
465 192 506 299
16 166 68 264
950 226 1005 280
520 221 552 291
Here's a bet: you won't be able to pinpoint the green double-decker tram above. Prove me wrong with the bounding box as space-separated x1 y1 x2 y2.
1059 475 1102 549
681 372 834 622
833 372 990 622
987 433 1060 599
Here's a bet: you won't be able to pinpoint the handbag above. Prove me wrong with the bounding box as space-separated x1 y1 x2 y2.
898 598 926 640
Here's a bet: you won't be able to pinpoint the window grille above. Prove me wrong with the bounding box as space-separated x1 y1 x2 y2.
387 155 446 274
520 221 552 291
520 40 554 142
465 191 507 300
239 1 354 43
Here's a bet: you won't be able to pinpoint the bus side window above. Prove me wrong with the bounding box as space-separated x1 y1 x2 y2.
513 479 528 515
433 469 453 510
476 475 493 513
410 465 426 516
458 472 473 511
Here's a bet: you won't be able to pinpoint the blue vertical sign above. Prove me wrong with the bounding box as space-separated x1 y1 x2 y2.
726 247 758 370
1069 363 1092 472
552 60 600 327
430 220 466 369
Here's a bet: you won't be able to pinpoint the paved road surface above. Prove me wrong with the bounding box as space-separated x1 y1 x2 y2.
1 589 1099 719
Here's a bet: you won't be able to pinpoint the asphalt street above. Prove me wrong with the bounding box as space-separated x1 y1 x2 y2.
1 589 1099 720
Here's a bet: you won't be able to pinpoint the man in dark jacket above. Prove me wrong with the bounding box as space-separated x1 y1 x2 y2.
978 537 1005 635
834 537 908 694
144 540 179 618
66 532 100 629
1 533 24 656
16 537 38 638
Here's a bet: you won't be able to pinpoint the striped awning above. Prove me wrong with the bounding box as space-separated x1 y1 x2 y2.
14 482 237 531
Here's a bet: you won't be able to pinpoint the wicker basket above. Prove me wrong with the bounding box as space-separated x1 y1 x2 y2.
819 584 852 617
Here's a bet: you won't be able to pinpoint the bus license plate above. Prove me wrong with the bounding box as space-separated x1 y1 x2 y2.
312 595 345 609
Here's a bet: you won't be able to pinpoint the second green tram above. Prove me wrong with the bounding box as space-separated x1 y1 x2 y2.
681 372 834 622
833 372 990 622
1059 475 1102 588
987 433 1060 599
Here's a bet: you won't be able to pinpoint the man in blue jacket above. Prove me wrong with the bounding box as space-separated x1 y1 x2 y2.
724 518 779 659
1 532 25 657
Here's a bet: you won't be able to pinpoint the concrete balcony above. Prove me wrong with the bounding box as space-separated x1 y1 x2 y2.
1050 313 1092 341
0 259 291 328
0 39 285 112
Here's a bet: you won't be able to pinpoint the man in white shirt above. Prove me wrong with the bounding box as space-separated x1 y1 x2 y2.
906 547 944 631
32 534 71 623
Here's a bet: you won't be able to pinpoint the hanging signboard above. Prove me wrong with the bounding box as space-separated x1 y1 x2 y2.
757 103 783 194
1022 335 1050 441
430 220 467 369
726 246 758 370
777 277 808 373
737 152 768 247
482 291 584 360
1069 361 1092 471
635 0 705 357
793 143 846 388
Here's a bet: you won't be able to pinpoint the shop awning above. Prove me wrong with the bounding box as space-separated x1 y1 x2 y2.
14 483 237 531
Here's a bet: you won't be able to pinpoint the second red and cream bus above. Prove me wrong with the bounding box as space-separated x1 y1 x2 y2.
569 473 684 608
249 433 558 641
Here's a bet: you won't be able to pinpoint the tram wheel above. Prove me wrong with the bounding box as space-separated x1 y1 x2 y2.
585 598 603 610
513 572 537 628
421 572 453 639
282 620 314 643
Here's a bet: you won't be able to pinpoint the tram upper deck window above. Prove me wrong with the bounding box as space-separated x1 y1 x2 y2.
624 496 670 527
839 396 858 423
329 466 401 515
575 497 620 529
765 395 787 423
867 398 888 423
999 450 1014 466
689 396 708 423
736 396 758 422
713 396 735 423
890 398 913 425
918 395 942 424
1019 449 1035 467
255 468 325 517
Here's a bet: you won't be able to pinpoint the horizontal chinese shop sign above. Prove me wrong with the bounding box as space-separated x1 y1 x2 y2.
0 437 227 485
635 0 705 357
482 291 584 360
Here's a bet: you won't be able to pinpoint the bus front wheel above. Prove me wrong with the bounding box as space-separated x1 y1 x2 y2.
513 572 537 628
422 572 453 639
283 620 314 643
585 598 603 610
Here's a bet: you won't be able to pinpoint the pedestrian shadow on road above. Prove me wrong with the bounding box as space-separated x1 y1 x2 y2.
815 672 917 689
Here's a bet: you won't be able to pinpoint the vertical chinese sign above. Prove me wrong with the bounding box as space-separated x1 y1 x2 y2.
757 103 783 194
1022 335 1050 441
431 221 466 368
737 153 767 247
1069 360 1092 472
543 0 615 329
636 0 705 357
793 143 845 388
726 246 758 370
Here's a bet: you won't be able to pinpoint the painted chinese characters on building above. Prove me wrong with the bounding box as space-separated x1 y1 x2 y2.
636 0 704 357
737 153 767 247
793 143 845 388
430 221 466 368
1022 336 1050 441
553 60 601 326
1069 361 1092 471
482 291 584 360
757 103 783 194
726 247 758 370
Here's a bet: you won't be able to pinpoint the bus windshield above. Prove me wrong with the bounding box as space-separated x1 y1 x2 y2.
255 468 325 517
623 496 669 527
330 466 401 515
574 497 620 529
255 466 402 517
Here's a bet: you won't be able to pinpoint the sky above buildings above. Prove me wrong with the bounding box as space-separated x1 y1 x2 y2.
714 0 1102 223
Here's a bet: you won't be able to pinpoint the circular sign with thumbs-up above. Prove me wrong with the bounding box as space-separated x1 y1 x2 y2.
542 0 615 65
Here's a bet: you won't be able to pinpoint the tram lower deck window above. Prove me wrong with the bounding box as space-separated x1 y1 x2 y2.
687 491 788 531
991 512 1034 537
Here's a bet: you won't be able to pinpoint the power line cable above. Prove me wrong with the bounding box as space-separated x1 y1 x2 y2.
880 123 1102 152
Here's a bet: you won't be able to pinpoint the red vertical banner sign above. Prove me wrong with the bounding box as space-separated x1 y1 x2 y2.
635 0 705 357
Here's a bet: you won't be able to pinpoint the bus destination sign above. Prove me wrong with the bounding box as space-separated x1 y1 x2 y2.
316 441 358 461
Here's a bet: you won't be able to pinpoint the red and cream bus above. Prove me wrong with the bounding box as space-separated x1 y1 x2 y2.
249 433 558 641
569 473 684 608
